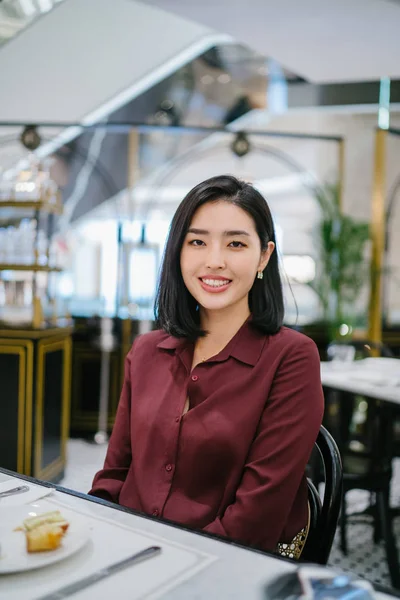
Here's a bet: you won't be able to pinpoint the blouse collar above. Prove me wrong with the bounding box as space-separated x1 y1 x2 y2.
156 319 266 367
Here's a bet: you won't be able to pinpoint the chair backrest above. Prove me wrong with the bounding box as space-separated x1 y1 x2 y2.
301 426 343 565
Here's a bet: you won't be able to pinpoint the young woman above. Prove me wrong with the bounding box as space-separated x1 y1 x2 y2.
90 174 324 553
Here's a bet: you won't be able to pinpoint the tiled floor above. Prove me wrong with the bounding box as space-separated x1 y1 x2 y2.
328 463 400 586
61 438 108 493
60 439 400 588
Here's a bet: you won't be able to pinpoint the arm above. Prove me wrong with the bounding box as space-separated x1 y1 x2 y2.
88 346 134 504
203 336 324 550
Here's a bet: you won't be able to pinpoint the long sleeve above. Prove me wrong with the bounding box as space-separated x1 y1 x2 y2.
203 336 324 550
89 347 133 504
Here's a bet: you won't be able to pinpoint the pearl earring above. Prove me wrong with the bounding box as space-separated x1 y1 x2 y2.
257 270 263 280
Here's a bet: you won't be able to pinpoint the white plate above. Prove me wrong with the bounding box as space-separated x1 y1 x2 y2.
0 504 90 574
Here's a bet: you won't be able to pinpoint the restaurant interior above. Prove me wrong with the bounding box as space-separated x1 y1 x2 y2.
0 0 400 598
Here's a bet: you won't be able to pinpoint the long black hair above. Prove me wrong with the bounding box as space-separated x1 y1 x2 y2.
155 175 284 340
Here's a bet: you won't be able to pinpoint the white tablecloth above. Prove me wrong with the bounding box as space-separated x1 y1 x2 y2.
321 358 400 405
0 472 291 600
0 471 397 600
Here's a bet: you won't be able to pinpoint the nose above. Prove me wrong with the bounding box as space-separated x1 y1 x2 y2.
205 245 226 270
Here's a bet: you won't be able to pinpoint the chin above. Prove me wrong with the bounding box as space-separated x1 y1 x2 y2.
196 293 236 312
189 282 246 313
201 301 232 312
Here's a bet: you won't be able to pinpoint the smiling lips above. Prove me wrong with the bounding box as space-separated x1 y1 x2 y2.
199 276 232 293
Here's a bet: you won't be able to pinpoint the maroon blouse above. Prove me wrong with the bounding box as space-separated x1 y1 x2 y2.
89 322 324 552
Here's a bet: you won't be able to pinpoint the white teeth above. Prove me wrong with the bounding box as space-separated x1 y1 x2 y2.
202 278 230 287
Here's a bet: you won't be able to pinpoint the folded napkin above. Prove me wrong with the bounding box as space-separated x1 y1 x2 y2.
0 479 54 508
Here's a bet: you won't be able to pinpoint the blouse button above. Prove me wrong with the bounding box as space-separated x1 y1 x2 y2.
175 417 180 423
165 464 173 472
191 375 199 382
152 509 159 517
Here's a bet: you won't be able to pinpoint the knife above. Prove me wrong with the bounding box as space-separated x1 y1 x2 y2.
36 545 162 599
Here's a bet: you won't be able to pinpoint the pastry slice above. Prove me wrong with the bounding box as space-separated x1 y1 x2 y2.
26 524 64 553
23 511 69 533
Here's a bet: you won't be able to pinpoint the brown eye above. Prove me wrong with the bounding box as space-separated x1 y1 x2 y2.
189 239 205 246
229 241 246 248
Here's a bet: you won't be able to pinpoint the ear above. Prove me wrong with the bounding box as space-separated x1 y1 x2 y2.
258 241 275 272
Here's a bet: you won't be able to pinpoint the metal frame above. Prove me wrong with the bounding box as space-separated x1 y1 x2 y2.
34 334 71 480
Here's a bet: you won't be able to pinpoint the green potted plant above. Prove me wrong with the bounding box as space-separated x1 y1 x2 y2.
308 182 370 340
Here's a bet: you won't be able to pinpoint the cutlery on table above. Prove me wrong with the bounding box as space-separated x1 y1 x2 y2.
0 485 29 499
36 545 162 599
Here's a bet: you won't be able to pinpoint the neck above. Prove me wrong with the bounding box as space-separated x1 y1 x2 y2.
199 302 250 345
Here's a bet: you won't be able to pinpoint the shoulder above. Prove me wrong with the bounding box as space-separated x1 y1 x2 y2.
259 328 323 408
135 328 171 345
129 329 171 355
127 329 185 362
272 326 318 349
263 326 320 362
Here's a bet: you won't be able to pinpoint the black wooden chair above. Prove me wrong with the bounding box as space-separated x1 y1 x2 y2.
324 340 400 588
278 426 343 565
339 400 400 588
303 426 343 564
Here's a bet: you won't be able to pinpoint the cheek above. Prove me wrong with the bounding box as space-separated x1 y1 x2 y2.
234 253 260 278
180 249 190 274
180 250 198 283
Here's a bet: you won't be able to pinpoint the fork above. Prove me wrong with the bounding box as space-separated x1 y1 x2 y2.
0 485 29 499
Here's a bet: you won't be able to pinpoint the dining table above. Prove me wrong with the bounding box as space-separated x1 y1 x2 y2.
0 468 399 600
320 356 400 453
320 357 400 406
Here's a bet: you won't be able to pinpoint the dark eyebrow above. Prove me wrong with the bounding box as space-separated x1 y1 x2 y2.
187 228 209 235
187 228 250 237
224 230 250 237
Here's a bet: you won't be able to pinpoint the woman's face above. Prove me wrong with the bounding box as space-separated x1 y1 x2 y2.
180 200 275 318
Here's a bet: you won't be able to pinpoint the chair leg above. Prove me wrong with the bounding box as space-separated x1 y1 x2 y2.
376 490 400 589
340 493 348 555
373 495 381 544
373 515 382 544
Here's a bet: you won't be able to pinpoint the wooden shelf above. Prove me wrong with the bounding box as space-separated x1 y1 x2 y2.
0 200 63 214
0 264 62 272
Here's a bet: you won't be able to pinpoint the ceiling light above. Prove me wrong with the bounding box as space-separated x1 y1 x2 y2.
201 75 214 85
18 0 36 17
282 255 316 284
20 125 41 151
231 132 251 158
217 73 231 84
258 66 268 76
36 0 53 13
